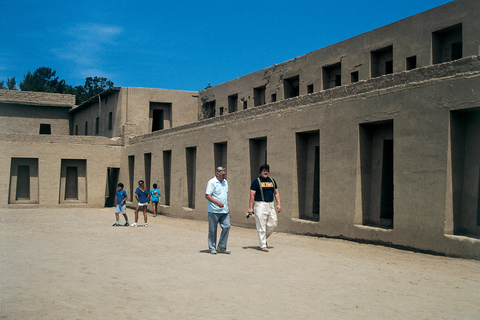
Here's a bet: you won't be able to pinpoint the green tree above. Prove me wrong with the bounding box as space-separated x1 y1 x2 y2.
75 76 114 104
6 77 17 90
0 81 4 89
19 67 74 94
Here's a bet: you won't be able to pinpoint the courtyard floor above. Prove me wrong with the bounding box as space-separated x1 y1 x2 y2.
1 208 480 319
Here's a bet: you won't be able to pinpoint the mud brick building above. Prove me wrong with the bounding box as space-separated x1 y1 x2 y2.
1 0 479 258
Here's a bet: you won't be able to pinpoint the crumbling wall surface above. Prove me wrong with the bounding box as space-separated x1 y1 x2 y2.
122 62 480 259
0 134 121 208
0 89 75 106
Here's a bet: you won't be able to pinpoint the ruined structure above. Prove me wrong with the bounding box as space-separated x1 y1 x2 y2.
1 0 479 258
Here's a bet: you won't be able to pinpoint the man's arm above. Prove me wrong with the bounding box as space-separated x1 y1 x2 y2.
247 190 256 215
205 194 224 208
275 189 281 213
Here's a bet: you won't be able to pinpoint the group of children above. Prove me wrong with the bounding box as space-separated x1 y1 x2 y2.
113 180 161 227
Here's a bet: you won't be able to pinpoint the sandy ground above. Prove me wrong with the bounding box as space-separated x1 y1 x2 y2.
1 208 480 320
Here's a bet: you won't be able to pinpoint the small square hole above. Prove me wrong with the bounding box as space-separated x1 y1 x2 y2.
351 71 359 83
406 56 417 70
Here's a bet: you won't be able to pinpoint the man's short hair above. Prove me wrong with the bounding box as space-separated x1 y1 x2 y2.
216 166 226 174
118 183 124 188
259 164 270 173
138 180 144 185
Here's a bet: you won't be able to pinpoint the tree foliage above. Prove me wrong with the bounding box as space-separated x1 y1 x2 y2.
2 67 114 104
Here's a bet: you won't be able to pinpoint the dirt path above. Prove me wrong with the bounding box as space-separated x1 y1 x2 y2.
1 208 479 319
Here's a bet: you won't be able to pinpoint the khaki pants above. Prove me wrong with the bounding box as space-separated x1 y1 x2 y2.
253 201 277 248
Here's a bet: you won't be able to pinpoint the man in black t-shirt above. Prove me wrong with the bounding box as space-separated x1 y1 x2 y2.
247 164 281 252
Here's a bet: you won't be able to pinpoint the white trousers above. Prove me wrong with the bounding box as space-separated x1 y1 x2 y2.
253 201 278 248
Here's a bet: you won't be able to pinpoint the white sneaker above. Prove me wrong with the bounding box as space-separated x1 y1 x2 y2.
131 222 137 227
144 223 148 227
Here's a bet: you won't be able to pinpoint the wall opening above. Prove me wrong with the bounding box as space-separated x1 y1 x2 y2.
359 120 394 229
284 76 300 99
432 23 462 64
9 158 39 204
144 153 152 190
249 137 267 183
450 109 480 237
243 101 248 110
296 131 320 221
219 107 224 116
371 45 393 78
60 159 86 203
75 125 78 135
202 100 216 119
108 112 113 130
105 167 119 207
186 147 197 209
254 86 266 106
39 124 51 135
128 155 135 201
307 84 314 94
351 71 359 83
406 55 417 70
271 93 277 102
95 117 99 135
228 94 238 113
322 62 342 89
84 122 88 135
163 150 171 206
150 102 172 132
214 142 227 171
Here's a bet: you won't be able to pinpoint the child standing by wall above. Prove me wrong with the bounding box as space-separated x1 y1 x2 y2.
132 180 150 227
150 183 161 217
113 183 129 226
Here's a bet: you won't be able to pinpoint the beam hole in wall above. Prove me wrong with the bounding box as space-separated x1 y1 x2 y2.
163 150 172 206
296 130 320 222
284 76 300 99
449 108 480 237
359 120 394 229
9 158 39 204
249 137 267 183
432 23 462 64
406 55 417 70
39 123 51 134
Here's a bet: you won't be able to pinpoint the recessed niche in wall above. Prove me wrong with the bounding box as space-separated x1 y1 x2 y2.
214 142 228 171
432 23 462 64
254 86 266 106
128 155 135 201
186 147 197 209
163 150 172 206
228 94 238 113
371 45 393 78
150 102 172 132
323 62 341 89
39 124 51 135
9 158 39 204
449 108 480 237
59 159 87 203
144 152 152 189
284 76 300 98
249 137 267 183
296 130 320 222
358 120 394 229
406 55 417 70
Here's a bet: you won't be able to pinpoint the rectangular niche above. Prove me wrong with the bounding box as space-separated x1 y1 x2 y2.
128 155 135 201
284 75 300 99
296 131 320 221
432 23 462 64
59 159 87 203
150 102 172 132
186 147 197 209
449 109 480 237
249 137 267 183
358 120 394 229
163 150 172 206
254 86 266 106
322 62 341 89
371 45 393 77
228 94 238 113
214 142 228 171
144 152 152 189
9 158 39 204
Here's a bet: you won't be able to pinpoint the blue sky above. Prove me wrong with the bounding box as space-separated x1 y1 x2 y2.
1 0 452 92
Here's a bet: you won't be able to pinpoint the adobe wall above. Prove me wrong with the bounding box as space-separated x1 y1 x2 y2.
198 0 480 118
121 58 480 258
0 134 122 207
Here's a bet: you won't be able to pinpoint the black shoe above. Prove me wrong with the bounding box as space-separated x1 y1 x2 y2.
124 222 129 226
112 223 119 226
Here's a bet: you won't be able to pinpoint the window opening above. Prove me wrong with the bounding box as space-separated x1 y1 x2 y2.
228 94 238 113
39 124 51 135
202 100 216 119
214 142 228 171
307 84 314 94
284 76 300 98
271 93 277 102
406 56 417 70
254 86 266 106
351 71 359 83
219 107 224 115
432 23 462 64
322 63 342 89
243 101 248 110
371 45 393 77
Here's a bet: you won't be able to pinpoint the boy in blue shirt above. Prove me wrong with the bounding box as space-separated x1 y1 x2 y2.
113 183 129 226
150 183 161 217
